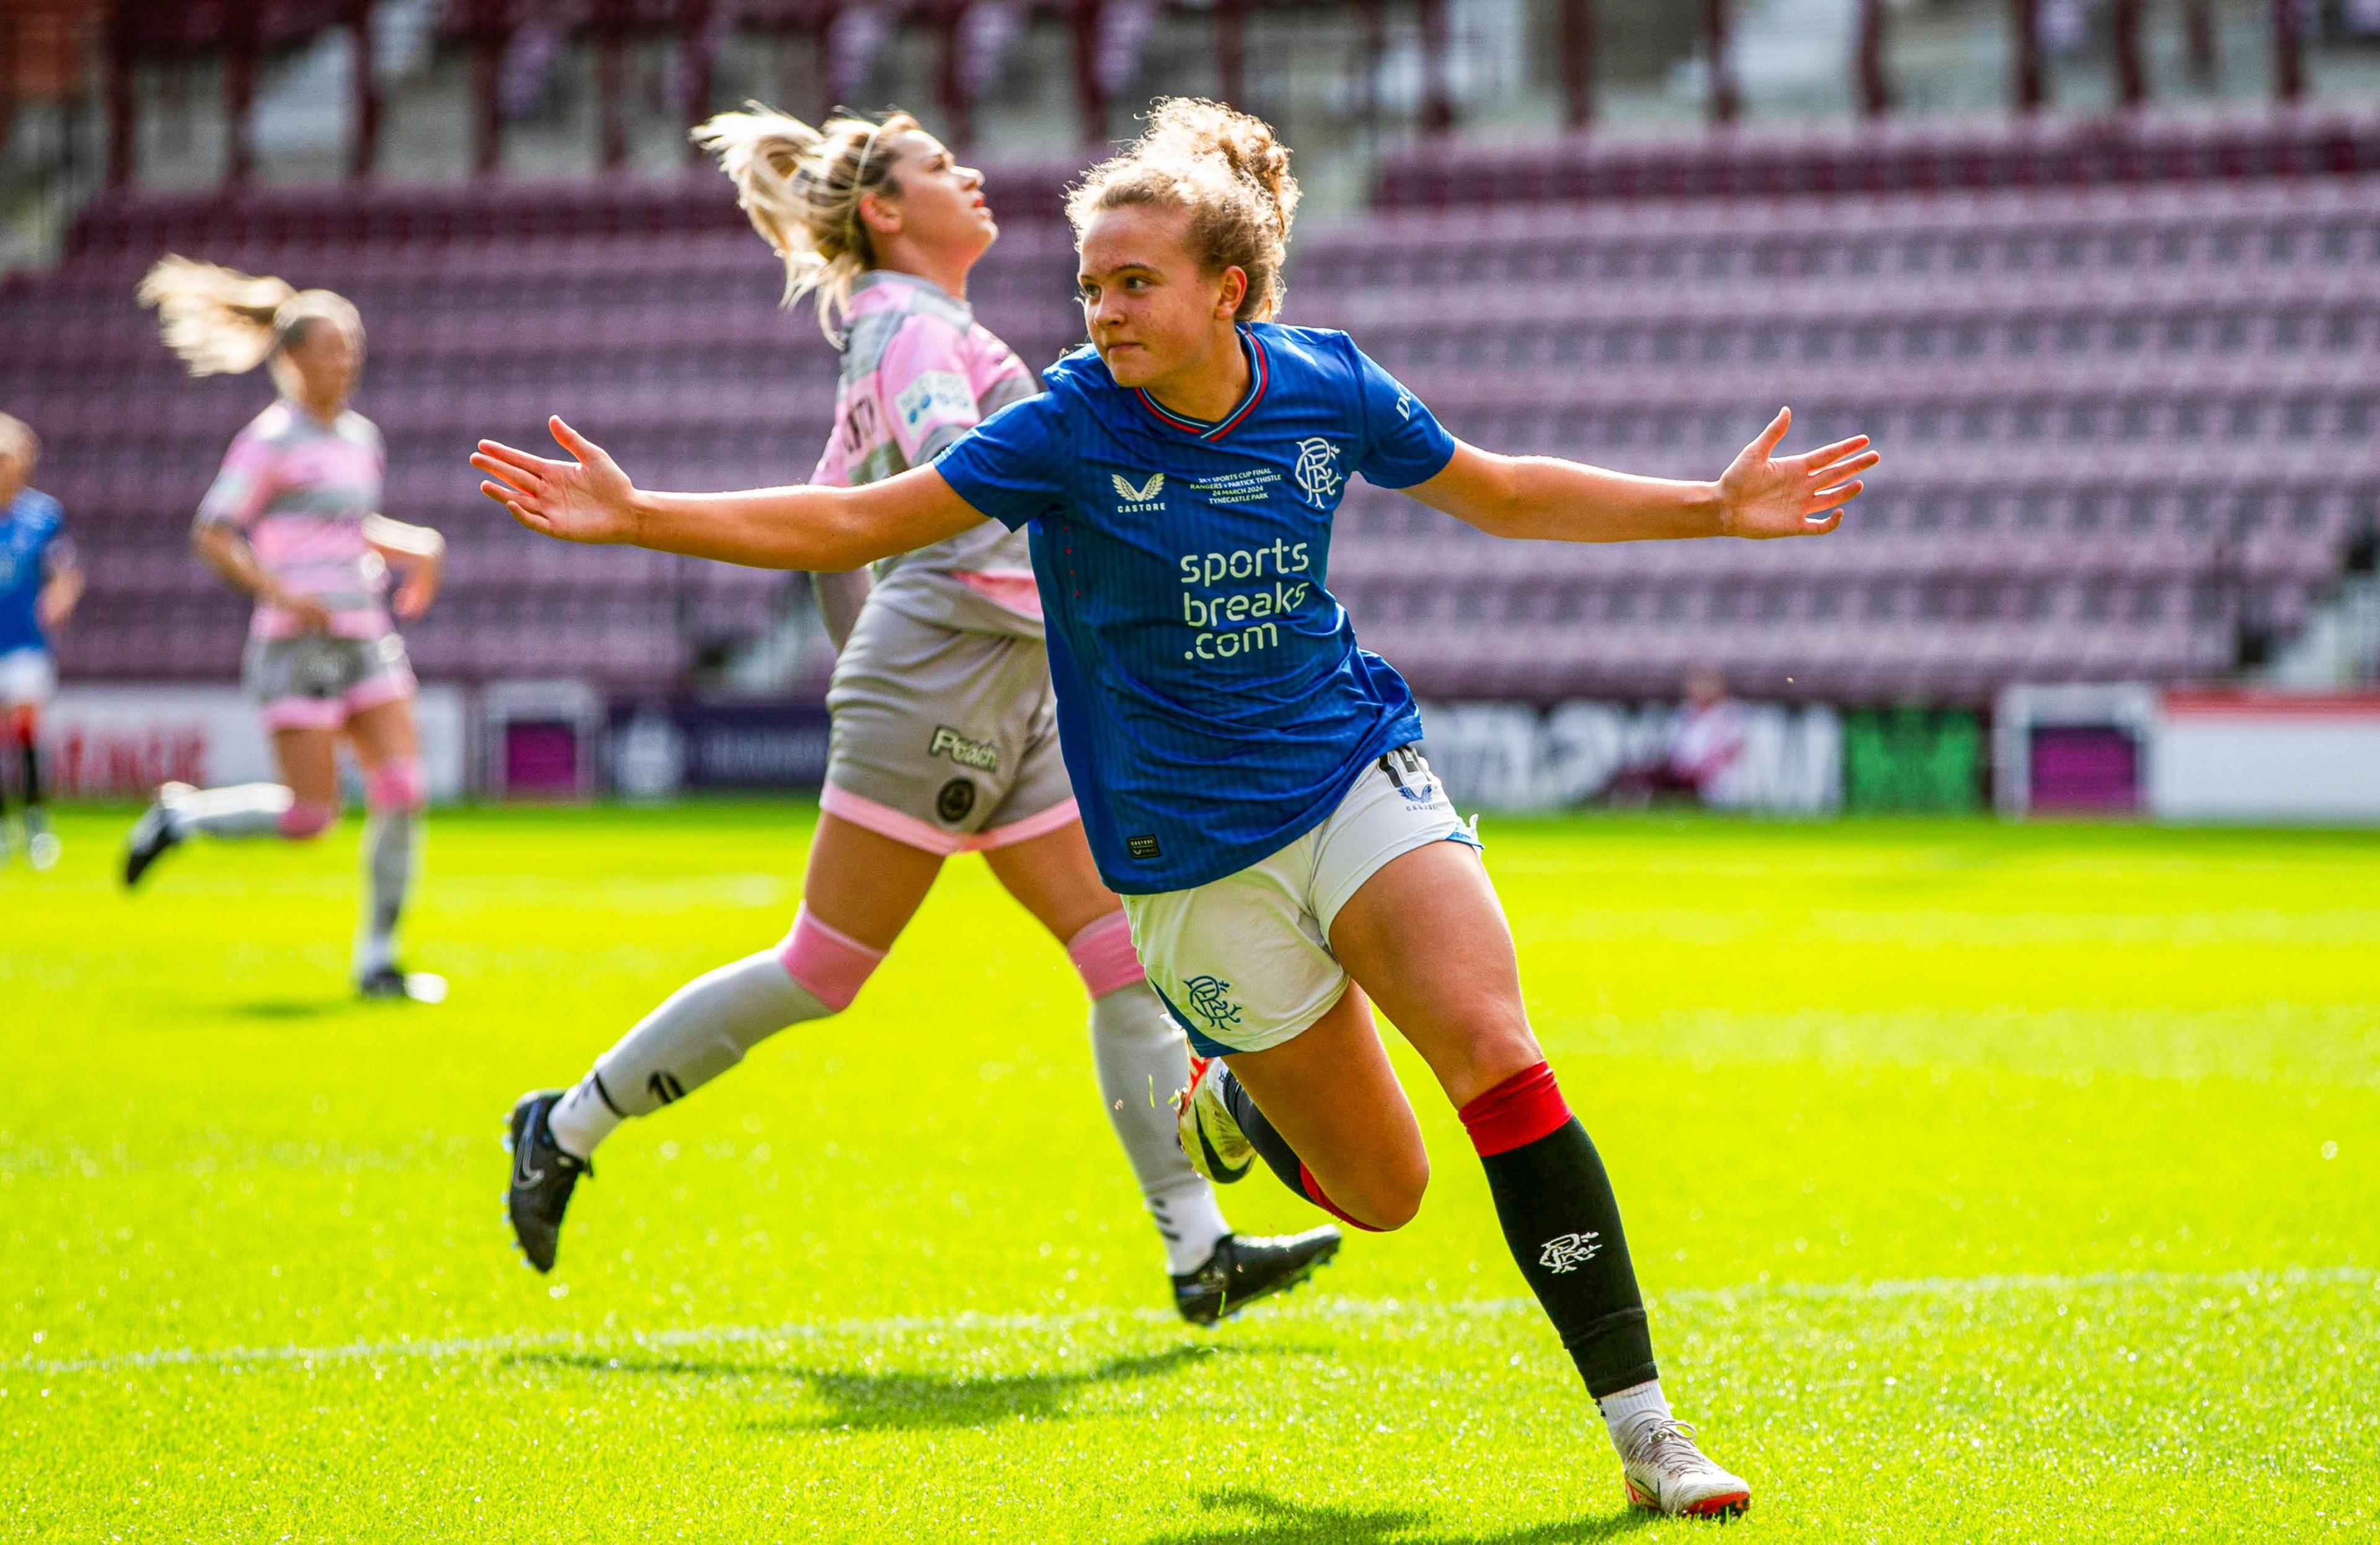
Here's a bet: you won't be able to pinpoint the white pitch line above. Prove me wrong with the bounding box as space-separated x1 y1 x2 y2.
11 1264 2369 1380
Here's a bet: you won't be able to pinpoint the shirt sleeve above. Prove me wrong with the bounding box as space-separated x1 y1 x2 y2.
195 428 276 530
930 392 1072 532
878 314 993 467
1349 342 1457 490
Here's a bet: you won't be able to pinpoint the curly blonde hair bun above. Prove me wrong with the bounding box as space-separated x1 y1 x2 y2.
1066 97 1301 322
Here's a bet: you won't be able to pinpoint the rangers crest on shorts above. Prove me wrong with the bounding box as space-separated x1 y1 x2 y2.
1181 974 1243 1032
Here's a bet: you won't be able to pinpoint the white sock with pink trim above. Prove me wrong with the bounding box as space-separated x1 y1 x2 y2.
1071 913 1231 1275
546 907 879 1160
166 783 296 839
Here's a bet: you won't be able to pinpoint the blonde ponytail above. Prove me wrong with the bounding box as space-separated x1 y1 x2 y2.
137 255 363 398
1066 97 1301 322
693 102 920 343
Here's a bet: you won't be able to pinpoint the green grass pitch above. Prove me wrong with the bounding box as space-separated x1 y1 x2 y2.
4 804 2376 1542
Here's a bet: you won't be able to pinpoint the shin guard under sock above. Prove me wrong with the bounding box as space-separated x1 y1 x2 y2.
1214 1064 1384 1231
1461 1062 1659 1398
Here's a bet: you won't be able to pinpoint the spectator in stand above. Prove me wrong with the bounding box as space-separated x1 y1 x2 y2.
1606 669 1747 806
1665 669 1748 801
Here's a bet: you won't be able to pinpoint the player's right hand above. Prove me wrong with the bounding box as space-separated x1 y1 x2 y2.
275 592 337 632
472 418 638 545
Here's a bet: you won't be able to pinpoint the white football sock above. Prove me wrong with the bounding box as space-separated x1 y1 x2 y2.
1597 1378 1673 1452
356 809 416 977
169 783 293 839
1091 982 1231 1274
547 949 832 1160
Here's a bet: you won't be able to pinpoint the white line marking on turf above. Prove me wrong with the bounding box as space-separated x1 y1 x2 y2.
12 1264 2369 1379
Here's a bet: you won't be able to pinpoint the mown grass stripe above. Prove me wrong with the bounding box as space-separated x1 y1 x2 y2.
16 1264 2368 1378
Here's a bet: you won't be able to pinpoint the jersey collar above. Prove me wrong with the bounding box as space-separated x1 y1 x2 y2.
1132 327 1267 442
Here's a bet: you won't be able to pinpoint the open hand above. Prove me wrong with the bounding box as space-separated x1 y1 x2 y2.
472 418 638 545
1717 408 1877 539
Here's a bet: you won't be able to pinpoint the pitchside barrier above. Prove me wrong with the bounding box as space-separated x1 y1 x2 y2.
1997 684 2380 821
42 684 470 804
1411 700 1844 815
44 682 2374 823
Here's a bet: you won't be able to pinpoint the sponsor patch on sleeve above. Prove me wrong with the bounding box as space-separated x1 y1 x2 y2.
893 371 979 446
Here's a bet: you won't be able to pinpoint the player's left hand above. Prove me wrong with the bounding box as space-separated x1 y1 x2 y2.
1716 408 1877 539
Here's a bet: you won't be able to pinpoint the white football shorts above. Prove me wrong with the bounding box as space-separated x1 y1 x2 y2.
1124 744 1480 1057
0 647 57 708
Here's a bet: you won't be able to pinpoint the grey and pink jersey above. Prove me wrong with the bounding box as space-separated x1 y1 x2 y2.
196 400 390 640
811 271 1041 638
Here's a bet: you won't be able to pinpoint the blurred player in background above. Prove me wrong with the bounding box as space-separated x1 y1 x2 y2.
121 260 447 1003
0 413 82 870
474 97 1876 1518
501 105 1338 1324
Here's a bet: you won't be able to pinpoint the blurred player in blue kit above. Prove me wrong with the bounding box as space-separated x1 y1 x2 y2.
0 413 82 871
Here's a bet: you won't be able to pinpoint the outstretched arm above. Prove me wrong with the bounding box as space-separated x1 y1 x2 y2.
1406 408 1875 543
363 513 445 620
472 418 984 571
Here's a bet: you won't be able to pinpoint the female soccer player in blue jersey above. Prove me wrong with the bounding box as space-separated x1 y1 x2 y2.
505 104 1338 1326
475 98 1876 1519
0 414 81 870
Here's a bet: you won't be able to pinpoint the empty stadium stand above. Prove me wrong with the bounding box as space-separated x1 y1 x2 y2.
1302 157 2380 702
2 116 2373 703
1372 108 2380 208
1 167 1087 692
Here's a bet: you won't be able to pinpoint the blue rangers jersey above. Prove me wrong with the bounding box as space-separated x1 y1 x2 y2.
0 488 71 657
934 322 1457 892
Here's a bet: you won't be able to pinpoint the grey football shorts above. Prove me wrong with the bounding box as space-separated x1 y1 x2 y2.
244 632 415 731
819 603 1077 855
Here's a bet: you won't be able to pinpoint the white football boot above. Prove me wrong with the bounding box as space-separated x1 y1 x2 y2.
1172 1055 1254 1184
1620 1417 1752 1519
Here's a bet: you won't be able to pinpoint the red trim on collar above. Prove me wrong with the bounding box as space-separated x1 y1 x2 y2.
1132 331 1267 442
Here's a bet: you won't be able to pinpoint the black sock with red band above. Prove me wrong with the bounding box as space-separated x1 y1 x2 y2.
1215 1064 1386 1232
1219 1055 1662 1389
1461 1062 1659 1399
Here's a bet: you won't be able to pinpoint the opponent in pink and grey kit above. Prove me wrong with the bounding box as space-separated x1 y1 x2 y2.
196 398 415 729
806 270 1077 854
531 265 1279 1301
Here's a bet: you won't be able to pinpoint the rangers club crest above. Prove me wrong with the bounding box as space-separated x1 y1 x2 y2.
1181 975 1243 1032
1538 1231 1602 1274
1292 438 1344 508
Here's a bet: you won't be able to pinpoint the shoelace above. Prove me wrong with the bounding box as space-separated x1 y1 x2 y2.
1623 1417 1714 1476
